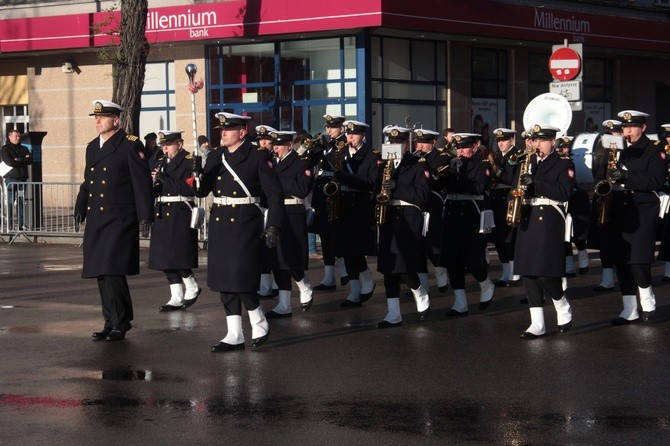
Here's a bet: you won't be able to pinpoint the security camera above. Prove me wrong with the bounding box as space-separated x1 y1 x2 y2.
61 62 74 73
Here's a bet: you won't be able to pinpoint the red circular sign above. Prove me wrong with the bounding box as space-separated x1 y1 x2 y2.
548 47 581 81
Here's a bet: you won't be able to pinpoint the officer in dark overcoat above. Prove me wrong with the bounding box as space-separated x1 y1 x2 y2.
588 119 624 292
513 124 575 339
557 136 591 277
489 128 521 287
254 125 279 299
334 120 380 306
264 131 315 318
375 126 431 327
148 131 201 312
195 112 284 352
75 100 154 341
308 114 349 291
654 123 670 280
438 133 495 316
414 128 452 293
601 110 667 325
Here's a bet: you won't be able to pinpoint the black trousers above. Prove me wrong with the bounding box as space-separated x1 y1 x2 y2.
164 269 193 284
616 263 651 295
344 255 368 280
523 276 563 307
96 275 133 331
383 273 420 298
220 292 260 316
271 269 305 290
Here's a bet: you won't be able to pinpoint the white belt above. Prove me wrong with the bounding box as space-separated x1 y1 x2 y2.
525 198 566 207
446 194 484 201
156 195 195 203
213 196 261 205
284 197 304 205
318 171 334 177
389 199 421 209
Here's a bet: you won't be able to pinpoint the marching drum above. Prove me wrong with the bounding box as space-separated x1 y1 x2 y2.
570 132 599 187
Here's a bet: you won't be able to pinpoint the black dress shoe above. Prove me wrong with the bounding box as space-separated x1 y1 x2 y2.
340 276 350 286
360 284 376 303
579 267 589 275
445 308 467 317
520 331 543 339
611 317 636 326
565 272 576 278
159 303 185 312
265 310 292 319
642 311 655 323
494 280 509 288
438 284 449 293
257 289 279 299
593 285 614 292
377 320 402 328
211 341 245 352
479 299 493 311
559 320 573 333
340 299 362 308
183 290 201 308
252 333 269 348
418 308 430 321
301 299 313 311
519 297 529 305
313 283 336 291
508 280 521 287
105 329 126 341
92 328 111 340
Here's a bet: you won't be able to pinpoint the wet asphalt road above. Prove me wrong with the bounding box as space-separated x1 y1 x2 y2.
1 242 669 445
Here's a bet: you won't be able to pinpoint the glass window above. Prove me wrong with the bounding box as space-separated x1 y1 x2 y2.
206 37 358 136
140 61 175 139
384 38 410 80
528 52 551 99
471 48 507 99
583 58 613 102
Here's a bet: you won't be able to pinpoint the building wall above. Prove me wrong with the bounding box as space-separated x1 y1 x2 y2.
26 43 206 183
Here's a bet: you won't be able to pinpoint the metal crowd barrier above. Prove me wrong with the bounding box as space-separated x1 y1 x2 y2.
0 181 210 245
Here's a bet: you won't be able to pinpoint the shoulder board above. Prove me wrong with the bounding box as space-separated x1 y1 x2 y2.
185 154 193 159
482 159 492 164
373 150 381 154
418 157 426 163
126 134 139 142
257 147 266 151
439 152 449 156
561 154 571 160
653 140 661 146
300 155 309 160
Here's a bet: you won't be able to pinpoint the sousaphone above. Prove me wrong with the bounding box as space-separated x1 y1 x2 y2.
522 93 573 138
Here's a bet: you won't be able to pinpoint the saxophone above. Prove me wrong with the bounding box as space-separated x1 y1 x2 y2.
375 157 395 226
506 146 534 227
594 141 619 227
323 140 346 222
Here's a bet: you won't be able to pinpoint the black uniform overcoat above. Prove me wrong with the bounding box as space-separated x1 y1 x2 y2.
148 150 199 271
513 151 575 277
601 135 666 264
199 140 284 293
421 149 451 257
438 151 492 270
272 150 314 271
75 130 154 278
331 144 380 257
376 154 431 274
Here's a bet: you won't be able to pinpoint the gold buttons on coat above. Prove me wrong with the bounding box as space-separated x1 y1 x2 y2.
230 218 235 223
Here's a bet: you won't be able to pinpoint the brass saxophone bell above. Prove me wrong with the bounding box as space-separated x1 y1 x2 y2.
185 64 198 84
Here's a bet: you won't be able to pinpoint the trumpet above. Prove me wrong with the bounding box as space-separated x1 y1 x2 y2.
299 133 324 152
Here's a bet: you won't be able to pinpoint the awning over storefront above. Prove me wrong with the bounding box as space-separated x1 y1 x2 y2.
0 0 668 54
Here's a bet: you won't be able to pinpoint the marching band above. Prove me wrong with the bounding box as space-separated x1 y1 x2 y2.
84 98 670 348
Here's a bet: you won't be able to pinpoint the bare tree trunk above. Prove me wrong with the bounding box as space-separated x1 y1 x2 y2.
113 0 149 135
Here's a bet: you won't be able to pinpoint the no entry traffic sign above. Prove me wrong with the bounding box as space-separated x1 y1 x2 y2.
549 47 581 81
